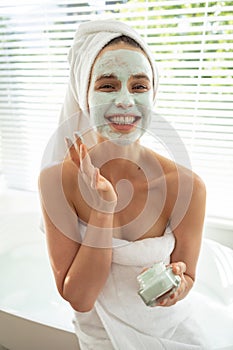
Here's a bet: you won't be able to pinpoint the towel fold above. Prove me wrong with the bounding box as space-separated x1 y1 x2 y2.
112 225 175 267
74 222 207 349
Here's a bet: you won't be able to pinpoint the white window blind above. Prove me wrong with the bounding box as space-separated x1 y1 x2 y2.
0 0 232 221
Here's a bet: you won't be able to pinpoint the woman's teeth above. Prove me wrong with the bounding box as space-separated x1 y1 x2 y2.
107 116 137 125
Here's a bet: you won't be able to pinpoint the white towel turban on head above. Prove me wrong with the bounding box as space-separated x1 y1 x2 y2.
68 19 158 113
41 19 158 168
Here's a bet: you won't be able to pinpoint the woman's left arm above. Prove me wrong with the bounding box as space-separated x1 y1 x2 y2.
158 172 206 307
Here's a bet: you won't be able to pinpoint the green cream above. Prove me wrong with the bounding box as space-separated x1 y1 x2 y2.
88 49 154 144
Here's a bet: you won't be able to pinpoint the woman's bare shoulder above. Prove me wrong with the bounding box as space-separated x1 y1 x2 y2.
39 159 79 194
147 148 205 193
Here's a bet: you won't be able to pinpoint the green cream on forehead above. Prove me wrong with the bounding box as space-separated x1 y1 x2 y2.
92 49 153 82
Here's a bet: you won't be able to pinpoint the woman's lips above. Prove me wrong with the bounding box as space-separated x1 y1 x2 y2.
105 114 141 132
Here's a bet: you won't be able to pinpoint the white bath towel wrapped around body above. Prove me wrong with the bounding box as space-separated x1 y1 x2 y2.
73 222 207 350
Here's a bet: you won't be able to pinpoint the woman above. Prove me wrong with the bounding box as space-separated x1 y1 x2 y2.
39 19 207 349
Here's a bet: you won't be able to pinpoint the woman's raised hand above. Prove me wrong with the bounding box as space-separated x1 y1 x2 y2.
65 135 117 213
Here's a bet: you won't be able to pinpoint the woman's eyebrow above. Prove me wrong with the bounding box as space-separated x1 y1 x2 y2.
132 73 150 81
95 73 151 83
95 74 118 82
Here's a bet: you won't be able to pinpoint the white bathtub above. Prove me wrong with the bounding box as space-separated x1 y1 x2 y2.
0 190 79 350
1 190 233 350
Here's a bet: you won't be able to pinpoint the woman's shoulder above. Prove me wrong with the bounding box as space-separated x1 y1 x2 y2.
147 148 206 194
39 158 79 194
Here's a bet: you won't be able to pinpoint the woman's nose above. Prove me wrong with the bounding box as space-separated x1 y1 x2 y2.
115 89 134 108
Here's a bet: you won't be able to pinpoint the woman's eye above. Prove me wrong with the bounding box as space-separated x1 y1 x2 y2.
100 84 115 89
95 83 116 92
132 84 148 92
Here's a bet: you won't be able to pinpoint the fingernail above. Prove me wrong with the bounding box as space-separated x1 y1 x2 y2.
74 131 83 143
174 265 180 274
65 137 73 148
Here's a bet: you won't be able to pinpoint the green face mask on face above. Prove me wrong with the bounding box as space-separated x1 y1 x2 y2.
88 49 154 145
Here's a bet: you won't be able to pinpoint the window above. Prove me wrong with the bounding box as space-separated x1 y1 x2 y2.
0 0 232 221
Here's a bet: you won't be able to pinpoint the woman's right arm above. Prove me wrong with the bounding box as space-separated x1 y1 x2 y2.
39 145 117 312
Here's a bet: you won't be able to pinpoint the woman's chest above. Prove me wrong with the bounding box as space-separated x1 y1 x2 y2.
76 183 170 241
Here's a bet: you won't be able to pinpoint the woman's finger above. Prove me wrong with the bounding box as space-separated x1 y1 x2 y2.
90 168 98 190
171 261 186 275
65 137 80 166
156 263 187 307
80 144 95 178
95 170 111 192
74 131 83 149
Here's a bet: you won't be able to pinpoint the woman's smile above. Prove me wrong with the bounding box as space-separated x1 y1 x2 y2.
105 114 141 133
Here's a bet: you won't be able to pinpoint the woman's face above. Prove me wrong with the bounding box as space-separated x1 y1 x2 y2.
88 43 154 145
